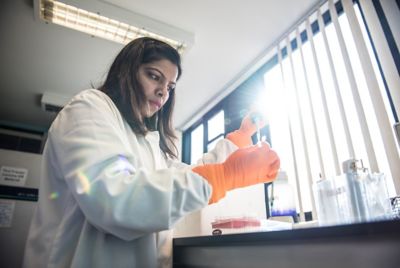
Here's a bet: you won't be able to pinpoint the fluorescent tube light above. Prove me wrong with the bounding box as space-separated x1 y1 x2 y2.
38 0 188 53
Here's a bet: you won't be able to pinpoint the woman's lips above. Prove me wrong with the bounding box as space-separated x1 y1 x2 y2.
149 100 161 110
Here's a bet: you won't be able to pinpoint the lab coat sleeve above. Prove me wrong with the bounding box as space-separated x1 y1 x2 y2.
196 138 238 164
167 137 238 170
48 90 211 241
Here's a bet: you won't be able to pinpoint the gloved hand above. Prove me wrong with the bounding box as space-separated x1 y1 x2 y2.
192 142 280 204
226 112 266 148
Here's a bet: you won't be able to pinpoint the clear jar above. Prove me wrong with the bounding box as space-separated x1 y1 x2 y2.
270 171 297 219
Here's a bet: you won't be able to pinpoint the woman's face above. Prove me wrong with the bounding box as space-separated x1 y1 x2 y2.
137 59 178 118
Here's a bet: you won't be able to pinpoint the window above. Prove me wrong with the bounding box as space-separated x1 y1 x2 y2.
190 124 203 165
262 0 400 220
182 0 400 223
186 110 225 164
206 110 225 151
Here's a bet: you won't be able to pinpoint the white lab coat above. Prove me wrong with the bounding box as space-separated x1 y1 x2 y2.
22 89 237 268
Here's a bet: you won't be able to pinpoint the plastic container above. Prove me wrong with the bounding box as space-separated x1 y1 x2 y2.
314 159 392 226
314 175 352 226
313 178 342 226
270 171 297 220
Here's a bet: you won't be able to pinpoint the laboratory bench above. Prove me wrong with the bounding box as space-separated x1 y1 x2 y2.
173 219 400 268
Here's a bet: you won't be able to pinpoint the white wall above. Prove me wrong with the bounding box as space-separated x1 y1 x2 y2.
0 149 42 268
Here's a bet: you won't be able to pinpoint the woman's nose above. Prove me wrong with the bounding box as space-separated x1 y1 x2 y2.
157 83 169 96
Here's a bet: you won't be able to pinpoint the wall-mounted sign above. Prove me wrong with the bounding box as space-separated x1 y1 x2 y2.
0 166 28 187
0 185 38 202
0 200 15 228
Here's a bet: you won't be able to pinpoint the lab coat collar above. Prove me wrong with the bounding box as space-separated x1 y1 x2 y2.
145 131 160 144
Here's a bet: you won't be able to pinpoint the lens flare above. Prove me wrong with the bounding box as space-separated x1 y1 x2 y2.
76 171 91 194
48 192 59 200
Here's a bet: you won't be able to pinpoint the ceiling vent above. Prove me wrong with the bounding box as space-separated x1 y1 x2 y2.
41 92 71 112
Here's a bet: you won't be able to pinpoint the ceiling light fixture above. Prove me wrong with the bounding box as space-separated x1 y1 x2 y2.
36 0 192 53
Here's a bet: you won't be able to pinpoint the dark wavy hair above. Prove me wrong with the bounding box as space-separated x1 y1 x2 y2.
99 37 182 159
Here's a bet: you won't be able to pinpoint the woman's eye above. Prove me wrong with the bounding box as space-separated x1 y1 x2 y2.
149 73 159 81
167 85 176 92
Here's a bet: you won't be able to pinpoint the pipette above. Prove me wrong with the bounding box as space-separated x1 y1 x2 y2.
256 120 261 146
251 112 263 147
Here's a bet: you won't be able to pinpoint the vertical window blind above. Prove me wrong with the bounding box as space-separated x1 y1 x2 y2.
263 0 400 221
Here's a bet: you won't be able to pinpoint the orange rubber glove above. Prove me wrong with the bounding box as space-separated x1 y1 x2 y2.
192 142 280 204
226 112 266 148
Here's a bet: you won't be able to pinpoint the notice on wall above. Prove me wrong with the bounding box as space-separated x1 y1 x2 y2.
0 200 15 228
0 166 28 187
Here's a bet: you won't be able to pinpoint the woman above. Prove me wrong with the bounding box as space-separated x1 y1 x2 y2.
23 37 280 268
